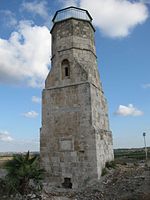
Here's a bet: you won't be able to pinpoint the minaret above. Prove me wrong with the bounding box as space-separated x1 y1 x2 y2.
40 7 114 189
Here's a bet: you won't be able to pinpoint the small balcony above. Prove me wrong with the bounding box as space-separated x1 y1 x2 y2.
52 7 92 23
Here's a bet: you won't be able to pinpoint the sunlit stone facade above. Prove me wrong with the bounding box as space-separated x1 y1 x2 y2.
40 7 114 189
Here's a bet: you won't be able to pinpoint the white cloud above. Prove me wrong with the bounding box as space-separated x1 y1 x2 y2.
0 131 14 142
115 104 143 116
22 110 39 118
0 10 17 27
32 96 41 103
0 1 148 89
21 0 49 19
0 20 50 88
60 0 79 7
79 0 148 38
142 83 150 88
0 137 39 152
14 138 39 145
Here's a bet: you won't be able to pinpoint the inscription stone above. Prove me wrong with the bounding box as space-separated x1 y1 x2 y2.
59 139 73 151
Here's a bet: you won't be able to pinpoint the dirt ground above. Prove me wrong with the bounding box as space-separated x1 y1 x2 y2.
42 160 150 200
75 162 150 200
0 159 150 200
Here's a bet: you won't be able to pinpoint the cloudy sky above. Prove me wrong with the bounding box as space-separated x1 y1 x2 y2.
0 0 150 152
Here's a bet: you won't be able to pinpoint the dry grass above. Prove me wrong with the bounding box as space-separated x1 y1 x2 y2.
0 156 13 168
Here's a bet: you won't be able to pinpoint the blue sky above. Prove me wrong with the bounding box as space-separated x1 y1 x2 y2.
0 0 150 152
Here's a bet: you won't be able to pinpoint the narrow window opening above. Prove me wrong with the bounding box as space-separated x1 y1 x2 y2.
65 67 69 77
61 59 70 79
79 150 85 153
62 177 72 189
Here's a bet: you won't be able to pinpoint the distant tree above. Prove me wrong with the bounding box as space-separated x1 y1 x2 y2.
5 151 44 195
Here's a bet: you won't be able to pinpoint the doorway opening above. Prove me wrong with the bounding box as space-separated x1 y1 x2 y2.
62 177 72 189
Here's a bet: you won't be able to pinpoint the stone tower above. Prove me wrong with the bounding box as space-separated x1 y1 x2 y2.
40 7 114 189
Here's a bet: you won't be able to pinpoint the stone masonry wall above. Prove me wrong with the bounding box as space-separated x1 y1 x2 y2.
41 83 99 188
40 16 114 189
46 19 101 89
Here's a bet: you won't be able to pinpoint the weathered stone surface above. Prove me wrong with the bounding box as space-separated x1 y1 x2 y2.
40 8 114 189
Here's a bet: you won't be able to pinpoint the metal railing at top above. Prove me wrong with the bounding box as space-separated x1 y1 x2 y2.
53 7 92 23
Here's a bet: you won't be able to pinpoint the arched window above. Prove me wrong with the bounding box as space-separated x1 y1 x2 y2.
61 59 70 79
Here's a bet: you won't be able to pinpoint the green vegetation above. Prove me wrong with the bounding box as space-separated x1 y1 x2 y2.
114 148 150 160
102 168 107 176
4 151 44 195
105 161 116 169
102 161 116 176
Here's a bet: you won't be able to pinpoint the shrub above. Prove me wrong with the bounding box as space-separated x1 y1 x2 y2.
105 161 116 169
4 151 45 195
102 168 107 176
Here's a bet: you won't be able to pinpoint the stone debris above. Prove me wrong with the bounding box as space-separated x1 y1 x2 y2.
0 162 150 200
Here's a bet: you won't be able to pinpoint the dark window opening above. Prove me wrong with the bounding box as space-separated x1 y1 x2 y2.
65 67 69 77
61 59 70 79
79 150 85 153
62 178 72 189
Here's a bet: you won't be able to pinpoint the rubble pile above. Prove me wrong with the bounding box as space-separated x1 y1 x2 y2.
0 162 150 200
